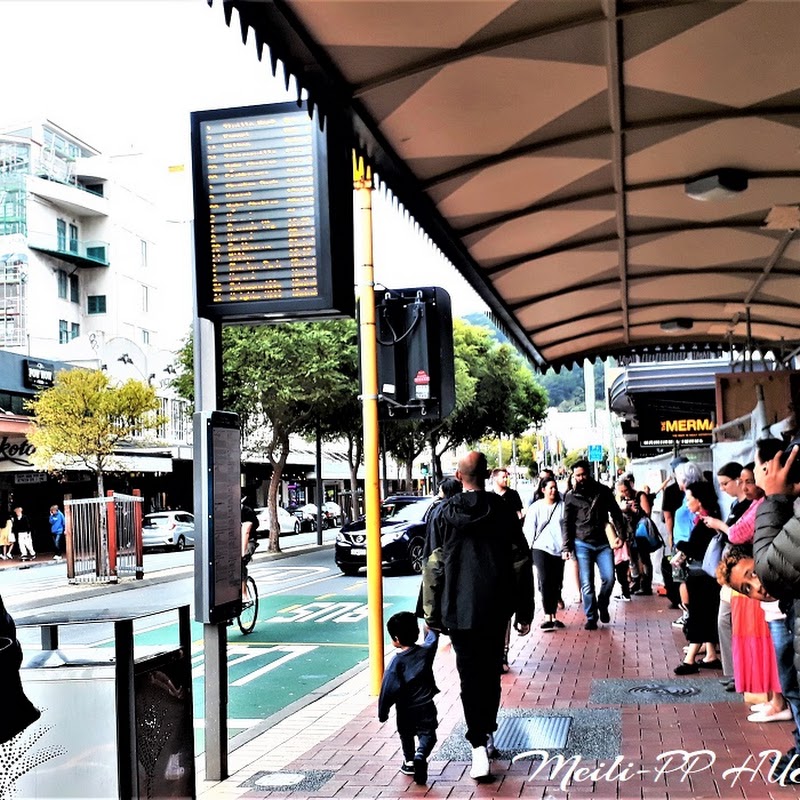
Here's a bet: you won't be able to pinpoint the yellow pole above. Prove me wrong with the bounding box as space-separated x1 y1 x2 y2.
353 153 384 694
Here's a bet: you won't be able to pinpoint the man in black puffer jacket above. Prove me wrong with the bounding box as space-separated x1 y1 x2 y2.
753 442 800 782
422 451 533 782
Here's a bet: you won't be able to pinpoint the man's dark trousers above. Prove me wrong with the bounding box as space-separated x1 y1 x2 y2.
448 624 507 747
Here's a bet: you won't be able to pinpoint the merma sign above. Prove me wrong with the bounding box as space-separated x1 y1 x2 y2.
659 418 714 434
639 411 716 448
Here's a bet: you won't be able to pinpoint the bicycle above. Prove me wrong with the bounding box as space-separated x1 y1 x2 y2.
237 539 259 635
237 572 259 635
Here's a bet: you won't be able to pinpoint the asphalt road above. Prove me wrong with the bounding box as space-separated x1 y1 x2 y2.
2 542 422 753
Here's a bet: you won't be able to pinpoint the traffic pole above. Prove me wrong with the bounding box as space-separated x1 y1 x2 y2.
353 154 385 695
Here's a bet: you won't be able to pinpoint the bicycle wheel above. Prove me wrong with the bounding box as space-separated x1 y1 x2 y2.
237 575 258 635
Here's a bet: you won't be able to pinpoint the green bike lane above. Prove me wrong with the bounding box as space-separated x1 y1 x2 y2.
127 587 416 751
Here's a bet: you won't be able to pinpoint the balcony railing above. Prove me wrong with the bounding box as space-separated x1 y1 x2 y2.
28 232 110 267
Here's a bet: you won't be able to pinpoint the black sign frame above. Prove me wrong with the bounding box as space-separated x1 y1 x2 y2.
190 101 354 322
23 359 55 389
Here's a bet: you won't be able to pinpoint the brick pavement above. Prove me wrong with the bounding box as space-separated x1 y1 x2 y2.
198 588 800 800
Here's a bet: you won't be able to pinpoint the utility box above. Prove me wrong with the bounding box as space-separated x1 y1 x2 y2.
11 605 195 800
375 286 455 421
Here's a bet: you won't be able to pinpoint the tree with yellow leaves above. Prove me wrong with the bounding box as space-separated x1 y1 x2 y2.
27 368 166 498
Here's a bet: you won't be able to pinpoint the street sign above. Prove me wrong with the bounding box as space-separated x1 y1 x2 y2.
588 444 603 462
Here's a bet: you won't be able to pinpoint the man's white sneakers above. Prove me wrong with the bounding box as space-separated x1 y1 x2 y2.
469 745 490 780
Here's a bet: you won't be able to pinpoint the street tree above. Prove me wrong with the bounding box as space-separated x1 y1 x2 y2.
174 321 358 552
27 368 165 498
381 320 548 486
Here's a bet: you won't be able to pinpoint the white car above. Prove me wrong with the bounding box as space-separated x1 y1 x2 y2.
142 511 195 551
255 506 301 536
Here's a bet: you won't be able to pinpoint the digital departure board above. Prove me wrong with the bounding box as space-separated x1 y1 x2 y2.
191 102 354 322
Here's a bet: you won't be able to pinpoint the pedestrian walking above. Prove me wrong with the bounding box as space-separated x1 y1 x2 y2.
48 504 65 561
422 451 533 781
561 460 625 630
0 508 12 560
378 612 439 785
11 507 35 562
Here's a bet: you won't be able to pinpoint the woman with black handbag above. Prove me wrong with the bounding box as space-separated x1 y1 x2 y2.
672 481 723 674
524 477 566 630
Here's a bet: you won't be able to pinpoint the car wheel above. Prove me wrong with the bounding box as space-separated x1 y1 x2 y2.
339 565 361 577
176 535 186 552
293 521 301 534
408 537 425 574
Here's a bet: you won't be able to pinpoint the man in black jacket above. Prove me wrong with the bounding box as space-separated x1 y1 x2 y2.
753 442 800 783
422 451 533 782
562 460 626 630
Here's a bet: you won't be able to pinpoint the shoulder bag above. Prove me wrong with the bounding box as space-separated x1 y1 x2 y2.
701 531 726 578
634 516 665 553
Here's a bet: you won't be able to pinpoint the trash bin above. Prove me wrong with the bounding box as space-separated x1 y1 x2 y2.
7 605 195 800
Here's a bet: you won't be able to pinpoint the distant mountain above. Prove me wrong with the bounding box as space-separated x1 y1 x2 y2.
462 311 510 346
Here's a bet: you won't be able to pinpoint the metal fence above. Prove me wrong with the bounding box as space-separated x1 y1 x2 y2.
64 491 144 584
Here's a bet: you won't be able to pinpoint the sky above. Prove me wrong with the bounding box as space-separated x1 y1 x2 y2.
2 0 487 316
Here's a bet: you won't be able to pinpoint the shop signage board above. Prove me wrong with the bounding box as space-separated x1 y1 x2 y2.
638 411 715 448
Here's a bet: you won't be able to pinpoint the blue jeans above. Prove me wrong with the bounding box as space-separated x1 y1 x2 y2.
574 540 615 623
768 611 800 754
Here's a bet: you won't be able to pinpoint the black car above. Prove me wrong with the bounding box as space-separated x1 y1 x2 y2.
335 495 437 576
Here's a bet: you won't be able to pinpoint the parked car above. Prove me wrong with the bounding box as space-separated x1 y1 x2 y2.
298 503 338 529
335 495 436 576
142 511 195 551
254 506 301 536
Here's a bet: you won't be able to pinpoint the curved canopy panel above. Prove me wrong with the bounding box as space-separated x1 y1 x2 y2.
212 0 800 369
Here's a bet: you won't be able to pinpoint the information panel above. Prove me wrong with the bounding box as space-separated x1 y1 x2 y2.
193 410 242 624
191 102 354 322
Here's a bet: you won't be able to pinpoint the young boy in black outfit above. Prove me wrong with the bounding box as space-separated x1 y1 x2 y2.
378 611 439 784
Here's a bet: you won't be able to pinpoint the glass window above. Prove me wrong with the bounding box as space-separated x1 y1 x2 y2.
71 323 80 340
142 284 149 312
87 295 107 314
140 239 148 267
69 274 79 303
69 224 78 253
57 269 67 299
141 329 150 345
56 218 66 250
58 319 68 344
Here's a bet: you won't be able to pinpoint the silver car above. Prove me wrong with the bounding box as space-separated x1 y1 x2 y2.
255 506 301 536
142 511 195 551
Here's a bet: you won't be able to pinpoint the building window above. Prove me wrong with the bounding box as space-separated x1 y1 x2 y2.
142 284 149 312
56 218 66 250
71 323 80 340
58 319 68 344
87 295 107 314
69 274 79 303
57 269 67 299
140 239 148 267
141 329 150 345
69 223 78 254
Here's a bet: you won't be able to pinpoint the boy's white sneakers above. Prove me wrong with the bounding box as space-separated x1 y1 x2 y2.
469 745 490 779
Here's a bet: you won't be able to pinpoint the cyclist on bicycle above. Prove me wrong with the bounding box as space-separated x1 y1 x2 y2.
241 491 259 597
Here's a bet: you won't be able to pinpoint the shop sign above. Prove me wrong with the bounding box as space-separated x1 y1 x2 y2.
24 359 55 389
15 473 47 484
0 436 36 468
639 412 715 448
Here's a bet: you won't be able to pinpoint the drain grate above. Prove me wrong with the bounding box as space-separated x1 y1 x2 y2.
629 684 699 698
494 716 571 751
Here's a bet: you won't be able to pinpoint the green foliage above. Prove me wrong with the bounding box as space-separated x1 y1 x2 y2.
538 360 606 410
27 369 164 494
383 319 548 482
173 320 360 550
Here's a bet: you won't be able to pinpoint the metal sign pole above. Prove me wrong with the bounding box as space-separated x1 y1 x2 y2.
193 309 229 780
